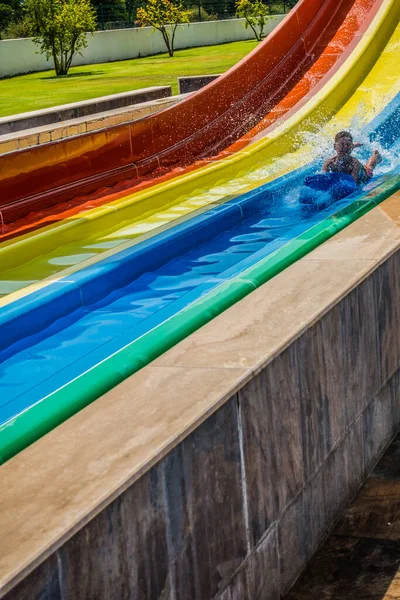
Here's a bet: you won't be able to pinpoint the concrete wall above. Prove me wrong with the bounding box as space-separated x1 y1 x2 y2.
0 95 185 155
0 16 284 78
178 74 220 93
4 242 400 600
0 87 172 135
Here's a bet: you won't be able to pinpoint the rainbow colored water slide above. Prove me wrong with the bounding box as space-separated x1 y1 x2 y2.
0 0 399 463
0 0 396 298
0 0 380 239
0 0 390 283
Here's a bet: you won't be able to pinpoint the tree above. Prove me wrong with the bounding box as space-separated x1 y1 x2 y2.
136 0 190 57
236 0 272 41
0 3 14 37
24 0 96 75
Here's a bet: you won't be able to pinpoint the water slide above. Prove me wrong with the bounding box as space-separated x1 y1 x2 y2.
0 0 390 287
0 0 399 463
0 0 379 237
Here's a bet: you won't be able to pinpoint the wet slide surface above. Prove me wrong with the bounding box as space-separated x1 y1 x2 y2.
1 162 399 424
0 0 397 310
0 0 379 238
1 30 399 461
0 0 399 463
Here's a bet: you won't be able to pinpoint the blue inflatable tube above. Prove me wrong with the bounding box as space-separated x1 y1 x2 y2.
300 172 359 204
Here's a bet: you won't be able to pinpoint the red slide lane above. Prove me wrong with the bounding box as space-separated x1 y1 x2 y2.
1 0 366 214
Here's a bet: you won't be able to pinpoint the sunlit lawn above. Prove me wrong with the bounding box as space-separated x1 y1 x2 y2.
0 39 258 117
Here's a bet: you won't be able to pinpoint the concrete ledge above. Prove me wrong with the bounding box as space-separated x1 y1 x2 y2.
1 196 400 599
0 86 172 136
0 94 187 155
178 74 221 94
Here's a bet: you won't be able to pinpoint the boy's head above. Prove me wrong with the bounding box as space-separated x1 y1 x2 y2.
334 131 354 156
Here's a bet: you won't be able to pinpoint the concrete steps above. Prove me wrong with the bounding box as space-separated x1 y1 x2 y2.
0 91 188 155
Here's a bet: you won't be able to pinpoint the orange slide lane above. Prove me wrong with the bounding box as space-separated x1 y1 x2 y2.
0 0 379 242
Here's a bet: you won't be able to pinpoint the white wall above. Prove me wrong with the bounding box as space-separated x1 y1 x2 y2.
0 16 284 78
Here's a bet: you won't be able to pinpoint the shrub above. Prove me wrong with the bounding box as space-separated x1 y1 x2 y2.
186 5 217 22
0 3 14 37
1 18 29 38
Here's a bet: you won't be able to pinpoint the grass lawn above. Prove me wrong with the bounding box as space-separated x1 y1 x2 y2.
0 39 258 118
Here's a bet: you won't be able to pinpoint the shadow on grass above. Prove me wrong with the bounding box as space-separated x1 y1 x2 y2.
41 71 105 80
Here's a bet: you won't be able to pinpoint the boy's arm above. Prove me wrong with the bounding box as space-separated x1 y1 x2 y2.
351 158 361 183
322 158 332 172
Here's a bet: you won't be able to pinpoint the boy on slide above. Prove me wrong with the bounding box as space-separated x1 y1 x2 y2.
322 131 382 184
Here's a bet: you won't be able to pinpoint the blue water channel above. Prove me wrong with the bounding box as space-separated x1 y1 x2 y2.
1 95 399 427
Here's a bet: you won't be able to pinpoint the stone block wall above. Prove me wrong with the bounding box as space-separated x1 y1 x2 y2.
4 248 400 600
